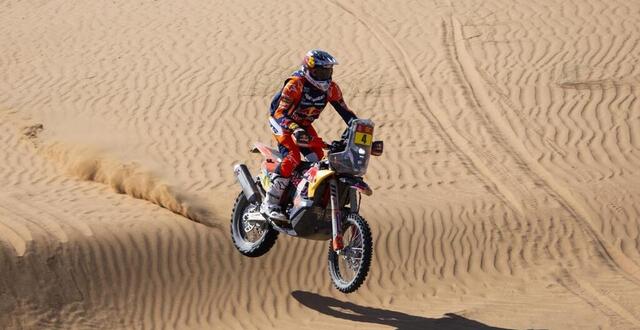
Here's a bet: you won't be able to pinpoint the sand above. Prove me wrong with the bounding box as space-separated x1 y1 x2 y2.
1 0 640 328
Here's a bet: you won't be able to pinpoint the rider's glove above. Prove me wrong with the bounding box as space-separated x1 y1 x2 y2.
293 128 311 146
288 122 300 131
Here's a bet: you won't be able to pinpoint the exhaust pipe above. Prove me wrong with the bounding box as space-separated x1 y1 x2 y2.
233 164 262 204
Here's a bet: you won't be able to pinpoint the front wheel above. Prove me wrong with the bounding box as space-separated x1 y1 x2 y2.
230 191 278 257
328 213 372 293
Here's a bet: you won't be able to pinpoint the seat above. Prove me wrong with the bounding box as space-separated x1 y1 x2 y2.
267 147 284 161
254 142 316 175
253 143 283 161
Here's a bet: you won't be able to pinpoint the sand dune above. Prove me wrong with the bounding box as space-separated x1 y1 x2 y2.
1 0 640 329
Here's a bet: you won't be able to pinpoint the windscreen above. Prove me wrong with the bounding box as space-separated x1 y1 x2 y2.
328 119 374 176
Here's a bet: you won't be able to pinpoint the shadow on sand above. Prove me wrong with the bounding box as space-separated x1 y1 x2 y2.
291 291 512 330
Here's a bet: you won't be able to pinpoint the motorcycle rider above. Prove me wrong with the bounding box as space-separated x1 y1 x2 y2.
261 49 357 221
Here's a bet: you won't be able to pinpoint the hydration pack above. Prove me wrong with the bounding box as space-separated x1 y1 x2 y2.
269 70 305 116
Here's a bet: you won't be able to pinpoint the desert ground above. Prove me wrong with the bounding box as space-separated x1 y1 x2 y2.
2 0 640 329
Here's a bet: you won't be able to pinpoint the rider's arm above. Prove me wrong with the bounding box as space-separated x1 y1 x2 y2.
328 82 357 125
272 78 304 131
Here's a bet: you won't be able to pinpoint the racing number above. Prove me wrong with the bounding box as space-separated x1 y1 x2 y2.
355 132 372 146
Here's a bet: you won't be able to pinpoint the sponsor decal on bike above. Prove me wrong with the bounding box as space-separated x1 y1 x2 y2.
306 166 318 183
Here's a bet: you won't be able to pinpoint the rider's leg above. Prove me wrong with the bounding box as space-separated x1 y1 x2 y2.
261 172 290 221
305 125 325 160
260 130 300 221
275 134 301 177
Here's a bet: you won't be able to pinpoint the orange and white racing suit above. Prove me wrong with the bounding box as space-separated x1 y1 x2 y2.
269 70 357 177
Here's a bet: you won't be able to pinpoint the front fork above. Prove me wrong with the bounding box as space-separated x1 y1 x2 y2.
329 179 360 251
329 178 343 251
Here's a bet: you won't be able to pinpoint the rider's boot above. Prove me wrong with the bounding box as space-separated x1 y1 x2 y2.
260 173 290 221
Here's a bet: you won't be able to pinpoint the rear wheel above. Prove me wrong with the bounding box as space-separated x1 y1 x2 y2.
230 191 278 257
328 213 372 293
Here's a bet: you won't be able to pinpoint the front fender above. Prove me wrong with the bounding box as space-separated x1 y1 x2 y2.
339 176 373 196
308 170 335 198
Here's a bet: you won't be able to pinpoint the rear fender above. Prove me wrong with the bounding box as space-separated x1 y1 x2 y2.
252 142 280 161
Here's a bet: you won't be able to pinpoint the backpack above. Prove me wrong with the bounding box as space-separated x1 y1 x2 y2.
269 70 304 116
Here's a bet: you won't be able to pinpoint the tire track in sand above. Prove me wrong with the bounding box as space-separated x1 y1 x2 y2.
327 0 527 216
327 0 570 282
557 269 640 328
446 14 640 324
332 0 640 281
447 16 640 283
329 0 640 323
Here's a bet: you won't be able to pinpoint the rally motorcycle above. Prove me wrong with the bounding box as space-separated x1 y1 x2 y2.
231 119 383 293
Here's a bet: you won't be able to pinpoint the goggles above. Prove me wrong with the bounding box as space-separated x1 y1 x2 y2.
309 66 333 81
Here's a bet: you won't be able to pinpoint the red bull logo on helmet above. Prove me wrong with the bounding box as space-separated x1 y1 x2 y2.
306 55 315 68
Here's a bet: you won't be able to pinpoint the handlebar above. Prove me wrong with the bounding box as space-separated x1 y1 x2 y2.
298 138 327 149
299 138 344 153
295 124 351 151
